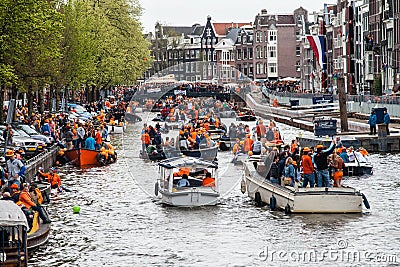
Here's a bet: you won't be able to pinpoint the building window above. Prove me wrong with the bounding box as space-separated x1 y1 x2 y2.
296 61 301 72
243 49 247 60
213 51 217 61
256 47 260 59
268 46 276 58
248 48 253 59
256 63 264 75
237 64 242 72
367 54 374 74
296 46 301 56
269 30 277 42
238 36 242 43
249 64 253 74
269 63 277 74
237 49 242 60
256 31 262 43
207 51 212 61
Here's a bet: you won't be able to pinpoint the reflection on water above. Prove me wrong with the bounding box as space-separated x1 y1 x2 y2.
28 115 400 266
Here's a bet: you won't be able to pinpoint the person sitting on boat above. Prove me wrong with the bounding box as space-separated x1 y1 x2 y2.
202 173 215 187
347 147 356 162
85 134 96 150
179 136 189 151
339 147 350 163
106 143 117 163
29 184 44 205
174 167 190 178
314 141 336 188
354 148 368 163
10 183 21 203
109 116 116 125
301 147 315 188
177 174 191 188
283 157 296 187
19 184 51 224
252 139 263 155
359 147 370 163
330 152 345 187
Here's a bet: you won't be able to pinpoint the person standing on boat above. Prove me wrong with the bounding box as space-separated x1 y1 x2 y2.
301 147 315 188
368 110 377 135
384 108 390 136
85 134 96 150
313 141 336 187
256 120 266 141
330 153 345 187
252 139 262 155
283 157 296 186
243 134 254 153
141 130 151 154
76 124 86 148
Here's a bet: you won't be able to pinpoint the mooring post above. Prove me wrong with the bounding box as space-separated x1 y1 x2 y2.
337 78 349 132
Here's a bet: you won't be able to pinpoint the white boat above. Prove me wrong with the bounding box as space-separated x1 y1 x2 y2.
242 154 370 213
344 162 373 176
107 122 126 134
155 157 220 207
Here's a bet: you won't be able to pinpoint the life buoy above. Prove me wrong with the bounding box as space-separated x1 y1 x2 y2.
240 179 246 194
154 182 159 196
270 195 276 211
284 204 291 214
361 193 370 209
231 112 236 117
96 153 107 166
254 192 262 207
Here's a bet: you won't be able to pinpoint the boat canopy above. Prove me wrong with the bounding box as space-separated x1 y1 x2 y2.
159 157 218 169
0 201 28 228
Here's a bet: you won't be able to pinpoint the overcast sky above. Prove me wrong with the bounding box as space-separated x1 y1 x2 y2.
138 0 336 33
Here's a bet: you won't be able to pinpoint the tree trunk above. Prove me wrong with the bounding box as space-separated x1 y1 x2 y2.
338 78 349 132
27 90 34 116
38 89 44 114
0 84 4 123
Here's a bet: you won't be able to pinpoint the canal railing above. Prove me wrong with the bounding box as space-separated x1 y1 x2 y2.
25 145 58 182
262 89 400 118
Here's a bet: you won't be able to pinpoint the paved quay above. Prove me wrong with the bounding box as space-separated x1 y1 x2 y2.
245 91 400 152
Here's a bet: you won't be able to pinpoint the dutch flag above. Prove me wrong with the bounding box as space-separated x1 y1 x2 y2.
306 35 326 70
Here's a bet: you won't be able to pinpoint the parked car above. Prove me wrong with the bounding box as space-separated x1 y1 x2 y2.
12 124 54 146
0 126 44 157
68 103 93 120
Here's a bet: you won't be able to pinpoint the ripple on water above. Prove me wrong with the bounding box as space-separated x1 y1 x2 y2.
29 117 400 266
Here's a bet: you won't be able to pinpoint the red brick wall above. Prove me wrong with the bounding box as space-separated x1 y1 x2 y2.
277 26 297 77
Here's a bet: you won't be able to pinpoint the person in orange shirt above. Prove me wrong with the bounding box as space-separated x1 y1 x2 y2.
95 128 103 150
19 184 51 223
141 130 150 154
290 140 298 154
43 167 62 189
202 172 215 187
301 147 315 188
243 134 254 152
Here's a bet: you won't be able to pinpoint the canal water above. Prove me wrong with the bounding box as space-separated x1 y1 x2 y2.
29 113 400 266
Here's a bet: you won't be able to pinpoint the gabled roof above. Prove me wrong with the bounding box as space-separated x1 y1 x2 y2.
212 22 249 36
254 14 295 26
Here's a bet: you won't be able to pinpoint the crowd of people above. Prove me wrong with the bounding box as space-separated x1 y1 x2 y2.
263 136 370 188
0 86 131 229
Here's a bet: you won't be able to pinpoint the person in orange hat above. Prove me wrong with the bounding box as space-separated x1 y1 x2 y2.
301 147 315 188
